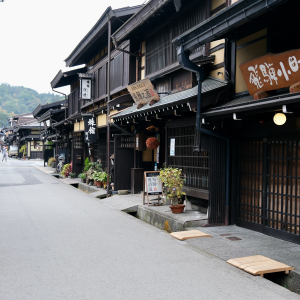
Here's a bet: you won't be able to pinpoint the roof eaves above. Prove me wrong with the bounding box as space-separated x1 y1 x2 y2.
64 7 114 67
113 77 227 119
32 104 43 118
173 0 288 51
50 70 63 89
112 0 168 44
202 92 300 118
51 67 87 89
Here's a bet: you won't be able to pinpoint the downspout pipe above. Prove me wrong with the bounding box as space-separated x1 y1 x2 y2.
177 45 204 131
177 44 230 225
52 88 67 120
106 15 111 198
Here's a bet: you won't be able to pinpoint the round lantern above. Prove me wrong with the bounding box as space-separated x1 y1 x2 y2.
146 137 160 149
273 113 286 126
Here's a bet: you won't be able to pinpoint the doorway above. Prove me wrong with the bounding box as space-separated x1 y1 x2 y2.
237 138 300 244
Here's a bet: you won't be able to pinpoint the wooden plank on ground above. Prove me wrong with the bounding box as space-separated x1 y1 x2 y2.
227 255 294 276
170 230 212 241
227 255 271 268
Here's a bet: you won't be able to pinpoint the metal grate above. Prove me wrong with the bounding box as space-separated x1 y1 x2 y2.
168 125 209 190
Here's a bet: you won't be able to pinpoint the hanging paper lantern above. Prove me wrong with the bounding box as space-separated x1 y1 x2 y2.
146 137 160 149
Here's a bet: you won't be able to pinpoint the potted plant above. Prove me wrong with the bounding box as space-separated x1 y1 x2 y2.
101 172 108 189
78 173 87 183
158 167 186 213
61 162 72 178
47 157 56 168
69 172 76 179
84 157 92 172
92 171 103 187
19 145 27 159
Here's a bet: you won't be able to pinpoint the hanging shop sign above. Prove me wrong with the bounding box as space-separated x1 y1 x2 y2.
127 78 160 109
240 49 300 96
79 73 93 100
83 116 97 143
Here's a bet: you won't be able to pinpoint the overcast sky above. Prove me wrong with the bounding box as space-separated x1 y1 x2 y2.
0 0 144 95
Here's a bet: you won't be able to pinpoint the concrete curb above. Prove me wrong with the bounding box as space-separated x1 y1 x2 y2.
137 205 208 232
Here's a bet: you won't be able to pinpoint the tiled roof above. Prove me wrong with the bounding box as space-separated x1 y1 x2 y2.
207 95 254 110
113 77 227 118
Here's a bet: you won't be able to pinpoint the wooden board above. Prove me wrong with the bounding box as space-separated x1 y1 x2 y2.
127 78 160 108
170 230 212 241
240 48 300 96
227 255 294 276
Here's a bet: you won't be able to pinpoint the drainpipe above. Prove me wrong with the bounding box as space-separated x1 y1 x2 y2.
177 44 230 225
106 15 111 197
52 88 67 120
177 45 205 131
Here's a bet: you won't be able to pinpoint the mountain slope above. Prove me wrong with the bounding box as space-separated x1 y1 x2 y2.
0 83 64 127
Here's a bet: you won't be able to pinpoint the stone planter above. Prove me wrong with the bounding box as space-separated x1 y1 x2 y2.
51 162 55 168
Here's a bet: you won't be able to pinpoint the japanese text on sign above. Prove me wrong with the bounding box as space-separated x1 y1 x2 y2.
144 172 162 195
83 116 97 143
127 78 160 108
81 79 91 100
240 49 300 96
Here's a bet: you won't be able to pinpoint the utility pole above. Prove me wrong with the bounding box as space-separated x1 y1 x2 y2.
106 15 111 197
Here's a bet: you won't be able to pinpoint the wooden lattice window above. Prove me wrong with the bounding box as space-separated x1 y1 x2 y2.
73 136 83 149
168 125 209 190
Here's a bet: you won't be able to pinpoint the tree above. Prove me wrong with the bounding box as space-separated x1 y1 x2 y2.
0 83 63 116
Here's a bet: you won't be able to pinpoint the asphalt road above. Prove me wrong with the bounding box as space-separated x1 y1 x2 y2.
0 158 298 300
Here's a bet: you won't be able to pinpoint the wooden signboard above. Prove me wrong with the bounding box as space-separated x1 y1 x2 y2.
127 78 160 109
240 49 300 96
143 171 163 206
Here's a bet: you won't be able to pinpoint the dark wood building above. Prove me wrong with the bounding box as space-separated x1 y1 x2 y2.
172 0 300 243
50 5 142 176
111 0 231 204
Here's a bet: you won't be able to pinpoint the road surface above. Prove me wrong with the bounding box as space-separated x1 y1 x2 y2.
0 158 298 299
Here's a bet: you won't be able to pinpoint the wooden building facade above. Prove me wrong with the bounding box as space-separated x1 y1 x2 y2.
173 0 300 243
111 0 230 212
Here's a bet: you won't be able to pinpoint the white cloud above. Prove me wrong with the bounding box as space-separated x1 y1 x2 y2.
0 0 143 95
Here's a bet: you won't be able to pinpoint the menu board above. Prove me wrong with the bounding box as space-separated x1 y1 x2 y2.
145 171 162 195
143 171 163 206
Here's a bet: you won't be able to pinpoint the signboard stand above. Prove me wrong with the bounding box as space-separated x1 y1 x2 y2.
143 171 163 206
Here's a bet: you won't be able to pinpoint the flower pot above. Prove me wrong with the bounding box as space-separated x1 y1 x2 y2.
95 180 101 187
169 204 185 214
81 178 86 183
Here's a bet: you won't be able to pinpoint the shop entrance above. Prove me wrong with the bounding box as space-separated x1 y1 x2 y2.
237 138 300 244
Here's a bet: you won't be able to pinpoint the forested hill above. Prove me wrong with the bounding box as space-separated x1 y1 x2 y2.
0 83 64 127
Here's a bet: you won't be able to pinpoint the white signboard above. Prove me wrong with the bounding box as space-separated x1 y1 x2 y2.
170 138 175 156
81 79 91 100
